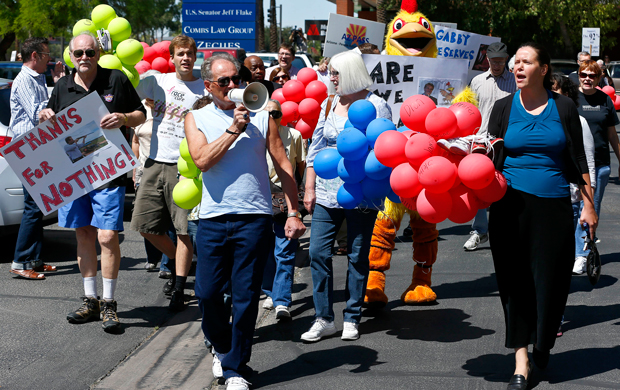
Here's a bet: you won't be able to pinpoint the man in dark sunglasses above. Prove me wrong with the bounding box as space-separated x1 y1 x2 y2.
39 32 147 333
132 35 205 313
184 53 305 389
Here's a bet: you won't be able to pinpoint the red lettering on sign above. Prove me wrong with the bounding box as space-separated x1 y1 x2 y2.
22 168 36 186
41 184 63 213
24 133 41 151
66 170 86 189
114 152 126 169
67 108 82 124
83 165 98 184
57 114 72 131
100 158 117 178
2 139 26 159
41 161 53 174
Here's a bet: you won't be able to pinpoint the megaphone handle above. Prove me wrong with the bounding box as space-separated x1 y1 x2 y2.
242 123 248 132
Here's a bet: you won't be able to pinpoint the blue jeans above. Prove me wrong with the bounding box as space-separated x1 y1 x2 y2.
262 219 299 307
12 186 43 269
195 214 273 379
188 219 199 257
308 204 378 324
471 208 488 235
575 165 610 257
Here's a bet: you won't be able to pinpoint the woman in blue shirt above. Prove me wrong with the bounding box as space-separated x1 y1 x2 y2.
487 43 597 390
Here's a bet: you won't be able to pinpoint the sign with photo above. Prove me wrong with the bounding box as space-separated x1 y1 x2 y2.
323 13 386 57
0 93 137 215
363 54 469 125
434 26 501 71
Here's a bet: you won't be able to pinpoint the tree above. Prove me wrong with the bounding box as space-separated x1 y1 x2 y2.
269 0 277 52
108 0 181 43
257 0 265 51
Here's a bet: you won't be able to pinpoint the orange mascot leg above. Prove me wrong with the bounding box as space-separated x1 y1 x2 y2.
364 214 401 308
401 211 438 304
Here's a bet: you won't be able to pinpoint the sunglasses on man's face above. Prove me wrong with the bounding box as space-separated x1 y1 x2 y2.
579 72 598 80
273 75 290 82
210 75 242 87
73 49 97 58
269 110 283 119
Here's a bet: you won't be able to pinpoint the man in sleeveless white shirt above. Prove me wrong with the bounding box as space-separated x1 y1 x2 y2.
184 53 305 390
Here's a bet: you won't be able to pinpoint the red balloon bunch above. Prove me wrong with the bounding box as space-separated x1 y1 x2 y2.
277 70 328 139
135 41 174 75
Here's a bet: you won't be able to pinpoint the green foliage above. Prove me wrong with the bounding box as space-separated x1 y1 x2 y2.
108 0 181 42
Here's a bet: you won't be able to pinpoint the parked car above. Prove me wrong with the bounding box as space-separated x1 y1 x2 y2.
607 61 620 92
192 49 247 79
550 59 579 77
0 61 68 88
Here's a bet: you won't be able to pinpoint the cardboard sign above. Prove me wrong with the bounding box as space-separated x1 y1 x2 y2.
435 26 501 72
582 28 600 56
0 93 137 215
363 54 469 125
323 13 386 57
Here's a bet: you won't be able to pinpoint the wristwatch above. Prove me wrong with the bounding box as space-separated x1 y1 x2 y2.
287 211 302 219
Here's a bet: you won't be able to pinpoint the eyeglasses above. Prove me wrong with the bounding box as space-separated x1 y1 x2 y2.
329 70 339 77
272 74 290 82
579 72 599 80
269 110 283 119
73 49 97 58
489 60 506 66
278 52 292 57
209 75 242 87
38 52 51 58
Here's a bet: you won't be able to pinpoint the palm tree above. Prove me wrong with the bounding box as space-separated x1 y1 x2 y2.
269 0 278 51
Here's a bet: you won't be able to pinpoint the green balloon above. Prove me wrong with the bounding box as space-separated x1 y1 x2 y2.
63 46 74 68
177 156 200 178
179 138 191 161
99 54 122 70
108 17 132 43
173 178 202 209
73 19 97 37
120 64 140 88
91 4 117 30
116 39 144 66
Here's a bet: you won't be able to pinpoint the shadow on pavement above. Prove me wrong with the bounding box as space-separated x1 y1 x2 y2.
431 273 499 299
563 303 620 333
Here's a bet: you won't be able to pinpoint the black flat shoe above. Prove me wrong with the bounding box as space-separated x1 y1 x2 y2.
506 374 528 390
533 347 549 369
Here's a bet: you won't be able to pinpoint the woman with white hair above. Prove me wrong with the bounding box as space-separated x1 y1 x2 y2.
302 50 392 343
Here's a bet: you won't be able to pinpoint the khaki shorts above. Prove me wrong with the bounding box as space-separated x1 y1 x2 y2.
131 159 189 235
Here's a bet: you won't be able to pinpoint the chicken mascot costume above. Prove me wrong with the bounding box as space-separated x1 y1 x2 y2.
364 0 477 308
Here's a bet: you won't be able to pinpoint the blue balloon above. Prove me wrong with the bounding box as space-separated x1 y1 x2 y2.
337 182 364 209
313 148 341 179
338 156 366 183
337 128 369 161
364 150 392 180
348 100 376 130
361 176 391 200
387 188 401 203
366 118 397 148
344 119 355 129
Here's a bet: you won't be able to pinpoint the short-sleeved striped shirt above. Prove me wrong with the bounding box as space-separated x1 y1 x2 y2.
469 69 517 136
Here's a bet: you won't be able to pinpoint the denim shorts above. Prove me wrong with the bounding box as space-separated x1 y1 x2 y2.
58 187 126 231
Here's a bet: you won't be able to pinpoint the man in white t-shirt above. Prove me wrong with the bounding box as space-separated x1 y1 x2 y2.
265 43 299 80
131 35 205 311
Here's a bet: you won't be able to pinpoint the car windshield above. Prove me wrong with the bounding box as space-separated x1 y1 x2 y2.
551 63 579 76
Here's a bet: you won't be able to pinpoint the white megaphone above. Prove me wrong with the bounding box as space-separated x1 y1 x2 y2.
227 82 269 112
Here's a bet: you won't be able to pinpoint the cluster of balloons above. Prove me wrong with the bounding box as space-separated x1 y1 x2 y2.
172 138 203 209
271 68 328 139
600 86 620 110
134 41 175 75
68 4 144 87
313 100 401 209
372 94 507 224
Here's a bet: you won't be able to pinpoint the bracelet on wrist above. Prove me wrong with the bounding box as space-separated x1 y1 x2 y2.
226 129 242 135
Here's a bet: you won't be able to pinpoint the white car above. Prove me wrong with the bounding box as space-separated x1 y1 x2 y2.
245 52 315 71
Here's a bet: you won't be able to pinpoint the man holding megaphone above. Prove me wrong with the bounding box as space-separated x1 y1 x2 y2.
184 53 305 389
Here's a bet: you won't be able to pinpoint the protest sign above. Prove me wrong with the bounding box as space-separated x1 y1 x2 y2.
363 54 469 126
323 13 385 57
582 28 600 56
435 26 501 71
0 93 137 215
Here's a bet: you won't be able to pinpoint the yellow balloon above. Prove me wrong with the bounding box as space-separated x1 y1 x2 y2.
173 178 202 209
179 138 191 161
99 54 122 70
73 19 97 37
177 156 200 178
91 4 117 30
63 46 74 68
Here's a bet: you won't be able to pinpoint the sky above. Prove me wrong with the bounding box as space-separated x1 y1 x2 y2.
262 0 336 31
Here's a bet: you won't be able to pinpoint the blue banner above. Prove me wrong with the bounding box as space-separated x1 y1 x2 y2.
183 21 255 39
195 39 256 52
182 3 256 22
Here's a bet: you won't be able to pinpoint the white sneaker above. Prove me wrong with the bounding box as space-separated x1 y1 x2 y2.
212 353 223 378
341 321 359 340
573 256 587 275
225 376 251 390
300 318 337 342
463 231 488 251
275 305 291 320
449 138 472 155
262 297 274 310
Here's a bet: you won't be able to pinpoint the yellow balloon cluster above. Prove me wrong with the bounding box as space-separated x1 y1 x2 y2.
70 4 143 88
173 138 203 209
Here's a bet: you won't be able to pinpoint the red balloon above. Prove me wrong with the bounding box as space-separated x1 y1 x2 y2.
142 47 157 64
140 42 150 49
281 101 299 126
134 60 151 74
305 80 328 103
425 107 458 139
282 80 306 103
296 119 315 139
168 59 175 73
448 184 480 223
374 130 408 168
603 86 615 100
400 95 436 133
458 153 496 190
449 101 482 137
400 196 418 210
272 88 286 105
478 199 493 209
417 156 457 194
402 130 416 138
405 133 437 168
446 153 464 189
153 42 170 59
416 189 452 224
298 98 321 122
390 163 423 198
474 170 508 203
296 67 318 86
615 95 620 111
151 57 169 73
